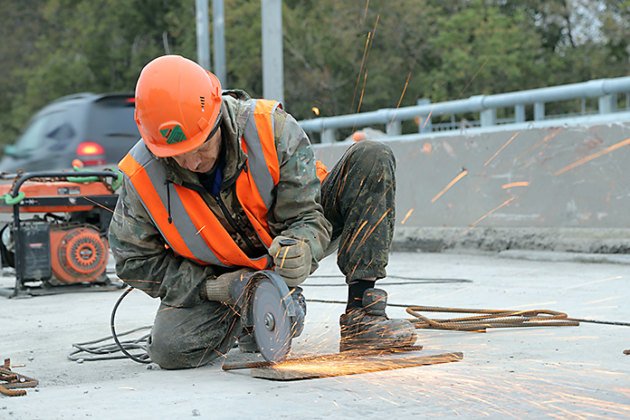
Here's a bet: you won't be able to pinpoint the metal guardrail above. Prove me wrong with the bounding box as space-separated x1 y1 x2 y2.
299 76 630 143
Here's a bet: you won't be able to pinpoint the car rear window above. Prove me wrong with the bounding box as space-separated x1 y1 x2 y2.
85 96 140 163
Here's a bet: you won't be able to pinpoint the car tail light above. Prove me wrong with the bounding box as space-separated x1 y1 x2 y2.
76 141 106 166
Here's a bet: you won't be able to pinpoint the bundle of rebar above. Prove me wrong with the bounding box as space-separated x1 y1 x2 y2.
0 359 38 397
406 306 580 332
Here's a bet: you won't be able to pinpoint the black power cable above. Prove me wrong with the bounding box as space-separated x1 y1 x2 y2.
68 286 152 363
109 287 152 364
304 275 472 286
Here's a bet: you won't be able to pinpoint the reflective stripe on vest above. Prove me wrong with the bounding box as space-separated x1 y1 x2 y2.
118 99 282 270
236 100 283 246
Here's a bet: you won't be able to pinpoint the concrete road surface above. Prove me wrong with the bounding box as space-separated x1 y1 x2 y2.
1 251 629 419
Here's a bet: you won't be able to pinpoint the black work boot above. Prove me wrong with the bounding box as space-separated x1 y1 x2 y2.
339 288 417 352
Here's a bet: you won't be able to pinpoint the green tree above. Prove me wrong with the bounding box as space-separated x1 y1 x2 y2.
1 0 629 146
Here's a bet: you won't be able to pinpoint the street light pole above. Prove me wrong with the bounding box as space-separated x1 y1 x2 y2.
195 0 210 70
261 0 284 103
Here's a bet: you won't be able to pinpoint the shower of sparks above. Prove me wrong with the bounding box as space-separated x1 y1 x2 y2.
457 57 489 97
395 72 412 109
279 312 630 418
468 196 517 229
422 110 434 130
279 247 290 268
345 219 368 251
357 208 391 248
351 15 379 115
584 296 622 305
351 32 371 112
82 196 116 214
554 137 630 176
400 208 414 225
356 15 379 114
431 169 468 204
484 132 520 167
356 69 369 114
528 127 563 153
564 275 624 290
501 181 529 189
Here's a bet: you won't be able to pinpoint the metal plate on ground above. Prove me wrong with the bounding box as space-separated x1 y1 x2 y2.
249 350 463 381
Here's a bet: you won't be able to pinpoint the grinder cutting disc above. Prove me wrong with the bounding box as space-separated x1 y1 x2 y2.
251 276 294 362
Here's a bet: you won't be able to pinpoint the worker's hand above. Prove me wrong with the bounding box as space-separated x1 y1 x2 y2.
202 268 254 304
268 236 312 287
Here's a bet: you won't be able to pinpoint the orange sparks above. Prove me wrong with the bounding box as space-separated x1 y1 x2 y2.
357 69 369 114
422 110 434 130
279 247 290 268
345 219 369 250
395 72 412 109
431 169 468 204
458 57 489 97
358 209 391 247
401 208 414 225
501 181 530 189
351 33 371 113
525 127 563 155
352 15 379 115
484 132 520 167
554 137 630 176
468 196 517 228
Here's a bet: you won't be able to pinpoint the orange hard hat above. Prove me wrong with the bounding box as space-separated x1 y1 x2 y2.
134 55 222 158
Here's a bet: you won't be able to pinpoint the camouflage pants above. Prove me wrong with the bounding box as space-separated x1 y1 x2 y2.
321 140 396 282
148 140 396 369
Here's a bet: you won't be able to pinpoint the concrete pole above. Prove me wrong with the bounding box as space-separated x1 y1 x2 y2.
212 0 227 86
196 0 210 70
261 0 284 103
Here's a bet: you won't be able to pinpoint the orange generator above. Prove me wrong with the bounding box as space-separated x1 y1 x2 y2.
0 170 121 297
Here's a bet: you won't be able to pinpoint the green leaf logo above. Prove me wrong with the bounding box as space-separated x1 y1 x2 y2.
160 125 187 144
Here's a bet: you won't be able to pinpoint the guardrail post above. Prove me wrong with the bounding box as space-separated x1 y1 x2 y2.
480 109 497 127
515 104 526 123
598 94 617 114
321 128 336 144
386 119 401 136
534 102 545 121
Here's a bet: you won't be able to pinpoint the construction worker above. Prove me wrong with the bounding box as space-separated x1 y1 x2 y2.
109 55 416 369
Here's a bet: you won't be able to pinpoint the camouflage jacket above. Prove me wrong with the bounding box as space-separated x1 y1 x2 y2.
108 90 332 307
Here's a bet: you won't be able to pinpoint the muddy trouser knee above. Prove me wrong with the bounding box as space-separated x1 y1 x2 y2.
320 140 396 282
148 300 240 369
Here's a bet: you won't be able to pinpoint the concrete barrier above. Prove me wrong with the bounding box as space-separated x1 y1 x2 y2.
314 113 630 253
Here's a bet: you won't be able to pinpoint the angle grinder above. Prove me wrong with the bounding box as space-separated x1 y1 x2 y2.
241 270 305 362
230 238 306 362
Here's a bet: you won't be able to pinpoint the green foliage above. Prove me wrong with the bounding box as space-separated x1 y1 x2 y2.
1 0 629 145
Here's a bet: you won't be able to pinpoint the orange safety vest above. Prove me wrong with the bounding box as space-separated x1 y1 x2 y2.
119 99 328 270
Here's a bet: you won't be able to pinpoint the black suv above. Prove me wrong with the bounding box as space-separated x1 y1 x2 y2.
0 93 139 172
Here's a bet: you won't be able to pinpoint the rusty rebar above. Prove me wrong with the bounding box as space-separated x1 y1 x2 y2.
406 306 579 332
0 359 38 397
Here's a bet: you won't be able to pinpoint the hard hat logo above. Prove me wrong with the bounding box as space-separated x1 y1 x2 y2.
159 125 187 145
